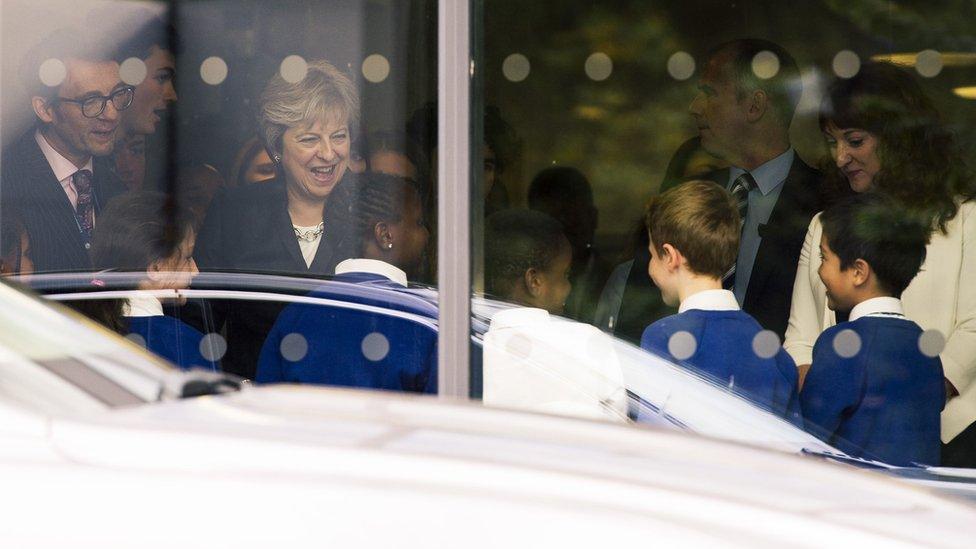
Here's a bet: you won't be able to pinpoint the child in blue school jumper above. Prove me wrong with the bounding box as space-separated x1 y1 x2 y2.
801 193 943 466
256 173 437 393
638 180 801 423
72 191 217 371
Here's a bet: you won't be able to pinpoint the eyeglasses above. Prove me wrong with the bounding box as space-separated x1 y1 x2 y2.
55 86 135 118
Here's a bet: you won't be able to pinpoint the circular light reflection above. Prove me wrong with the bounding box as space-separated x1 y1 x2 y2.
916 49 943 78
751 50 780 80
832 329 862 359
125 333 147 348
505 333 533 360
200 332 228 362
362 332 390 362
667 51 696 81
918 329 946 358
752 330 781 359
668 331 697 361
38 58 67 88
119 57 147 86
362 54 391 83
200 56 228 86
585 52 613 81
832 50 861 79
281 333 309 362
502 53 531 82
279 55 309 84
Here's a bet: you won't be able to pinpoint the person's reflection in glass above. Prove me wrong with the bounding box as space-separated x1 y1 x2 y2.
113 133 147 191
485 209 572 315
595 136 728 342
100 11 178 192
324 172 431 282
69 191 216 371
527 166 610 323
229 137 276 187
0 204 34 278
364 131 427 181
255 173 436 393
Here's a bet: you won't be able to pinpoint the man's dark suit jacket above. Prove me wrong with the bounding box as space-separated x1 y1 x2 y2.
615 155 823 342
194 176 356 379
1 130 125 272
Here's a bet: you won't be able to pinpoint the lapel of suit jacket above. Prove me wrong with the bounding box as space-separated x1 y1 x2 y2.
20 134 89 258
743 157 821 309
271 182 310 271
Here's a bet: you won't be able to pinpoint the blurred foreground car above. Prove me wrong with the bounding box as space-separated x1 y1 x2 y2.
25 273 976 499
4 279 976 546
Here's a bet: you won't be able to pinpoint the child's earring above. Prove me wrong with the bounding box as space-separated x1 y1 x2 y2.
386 242 393 249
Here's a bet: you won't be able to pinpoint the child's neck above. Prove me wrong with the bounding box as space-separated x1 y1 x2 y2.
677 274 723 305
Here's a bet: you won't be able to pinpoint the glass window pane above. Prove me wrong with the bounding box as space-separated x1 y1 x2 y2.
475 0 976 468
1 0 441 397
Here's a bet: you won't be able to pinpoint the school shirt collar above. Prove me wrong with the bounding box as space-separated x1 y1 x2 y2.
35 129 93 183
849 296 905 322
334 258 408 287
678 289 740 313
123 293 164 317
729 148 794 196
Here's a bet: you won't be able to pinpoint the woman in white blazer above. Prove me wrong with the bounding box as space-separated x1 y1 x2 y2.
784 61 976 466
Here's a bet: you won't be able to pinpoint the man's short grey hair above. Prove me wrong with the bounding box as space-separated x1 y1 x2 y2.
258 59 361 156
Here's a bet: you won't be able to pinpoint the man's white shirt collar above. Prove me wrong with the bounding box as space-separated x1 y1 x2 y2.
335 258 408 287
849 296 905 322
35 129 92 182
123 292 164 318
678 289 740 313
729 148 794 196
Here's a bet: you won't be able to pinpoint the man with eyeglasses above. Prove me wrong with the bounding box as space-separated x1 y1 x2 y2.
1 30 131 273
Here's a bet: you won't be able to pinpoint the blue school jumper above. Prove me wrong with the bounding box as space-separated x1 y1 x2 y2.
127 315 218 372
255 262 438 393
801 312 944 466
640 298 801 424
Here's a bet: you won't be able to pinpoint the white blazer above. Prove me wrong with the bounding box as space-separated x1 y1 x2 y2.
784 202 976 442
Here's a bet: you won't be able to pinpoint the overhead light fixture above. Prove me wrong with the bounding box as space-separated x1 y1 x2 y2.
872 52 976 67
953 87 976 99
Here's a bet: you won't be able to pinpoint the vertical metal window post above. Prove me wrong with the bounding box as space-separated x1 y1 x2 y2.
437 0 472 399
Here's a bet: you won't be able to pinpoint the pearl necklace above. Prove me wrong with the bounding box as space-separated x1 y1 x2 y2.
293 222 324 242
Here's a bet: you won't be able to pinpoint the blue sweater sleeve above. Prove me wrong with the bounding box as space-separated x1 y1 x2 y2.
801 329 863 439
776 350 803 426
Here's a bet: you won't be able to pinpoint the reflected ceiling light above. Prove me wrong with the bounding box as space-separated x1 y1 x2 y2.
871 52 976 67
952 87 976 99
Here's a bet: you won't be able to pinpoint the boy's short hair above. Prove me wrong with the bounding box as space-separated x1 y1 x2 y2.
644 180 740 279
485 209 566 297
820 193 930 297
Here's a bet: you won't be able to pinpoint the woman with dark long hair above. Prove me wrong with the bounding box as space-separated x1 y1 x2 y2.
784 61 976 465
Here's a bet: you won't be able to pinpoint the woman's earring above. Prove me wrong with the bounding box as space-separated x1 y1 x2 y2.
386 242 393 249
272 154 281 163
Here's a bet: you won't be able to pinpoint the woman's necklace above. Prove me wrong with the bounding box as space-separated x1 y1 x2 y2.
293 222 324 242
